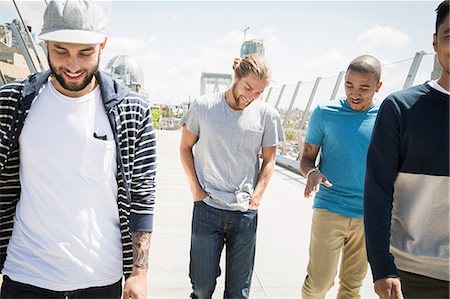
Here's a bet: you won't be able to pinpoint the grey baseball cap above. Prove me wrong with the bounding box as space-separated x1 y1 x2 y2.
39 0 106 44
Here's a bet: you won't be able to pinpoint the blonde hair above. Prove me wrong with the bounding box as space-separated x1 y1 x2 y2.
233 54 271 80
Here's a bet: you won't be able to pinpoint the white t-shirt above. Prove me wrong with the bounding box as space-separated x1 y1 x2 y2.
428 80 450 95
2 80 122 291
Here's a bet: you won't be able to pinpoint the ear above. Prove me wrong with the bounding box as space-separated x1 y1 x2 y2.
433 33 437 52
375 81 383 92
99 37 107 53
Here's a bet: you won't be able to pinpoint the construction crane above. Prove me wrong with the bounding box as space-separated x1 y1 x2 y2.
240 26 265 58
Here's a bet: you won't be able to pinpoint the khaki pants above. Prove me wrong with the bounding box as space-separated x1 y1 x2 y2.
302 209 368 299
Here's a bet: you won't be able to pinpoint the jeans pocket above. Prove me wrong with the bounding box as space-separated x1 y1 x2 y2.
194 195 209 204
246 209 258 215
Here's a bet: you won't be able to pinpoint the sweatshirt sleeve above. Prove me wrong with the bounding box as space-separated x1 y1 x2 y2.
364 98 401 281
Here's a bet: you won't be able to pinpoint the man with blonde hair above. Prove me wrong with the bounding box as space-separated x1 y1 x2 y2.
180 54 284 299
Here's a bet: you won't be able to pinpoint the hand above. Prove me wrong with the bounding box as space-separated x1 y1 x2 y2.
374 278 404 299
123 272 148 299
193 189 208 202
304 169 332 198
248 201 259 210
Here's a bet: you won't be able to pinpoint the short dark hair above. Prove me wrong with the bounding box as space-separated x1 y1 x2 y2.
435 0 449 34
347 55 382 83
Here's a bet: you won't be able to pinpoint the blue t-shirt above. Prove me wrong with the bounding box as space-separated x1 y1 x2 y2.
305 98 379 218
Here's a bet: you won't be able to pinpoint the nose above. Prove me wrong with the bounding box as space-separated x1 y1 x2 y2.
350 90 361 99
65 56 81 73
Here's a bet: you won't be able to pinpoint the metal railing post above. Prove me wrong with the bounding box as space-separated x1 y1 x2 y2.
0 69 6 86
200 74 205 96
274 84 286 109
12 0 46 71
403 51 426 89
329 71 345 101
430 54 442 80
296 77 322 159
282 81 302 128
9 22 37 74
264 86 273 103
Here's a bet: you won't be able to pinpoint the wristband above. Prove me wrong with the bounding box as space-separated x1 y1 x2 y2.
306 168 319 178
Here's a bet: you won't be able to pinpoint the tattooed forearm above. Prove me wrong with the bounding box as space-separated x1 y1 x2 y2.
303 142 314 154
132 232 152 270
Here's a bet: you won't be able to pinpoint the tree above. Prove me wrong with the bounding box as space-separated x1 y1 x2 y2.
285 130 298 141
151 108 161 129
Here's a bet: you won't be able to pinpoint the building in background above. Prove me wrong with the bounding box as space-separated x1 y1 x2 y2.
240 39 264 58
199 72 232 96
0 20 45 84
104 54 145 95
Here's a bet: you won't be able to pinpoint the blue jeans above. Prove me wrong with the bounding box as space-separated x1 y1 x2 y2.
0 275 122 298
189 201 258 299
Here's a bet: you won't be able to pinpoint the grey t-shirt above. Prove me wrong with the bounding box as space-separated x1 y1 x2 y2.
180 92 284 212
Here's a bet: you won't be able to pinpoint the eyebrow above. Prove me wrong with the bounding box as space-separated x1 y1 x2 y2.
53 44 96 52
345 81 371 88
244 83 254 90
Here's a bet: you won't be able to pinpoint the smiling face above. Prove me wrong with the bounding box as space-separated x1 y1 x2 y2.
46 40 105 98
228 74 269 110
344 69 382 111
433 13 450 88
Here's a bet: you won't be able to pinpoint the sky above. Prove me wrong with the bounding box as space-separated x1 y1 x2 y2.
0 1 441 105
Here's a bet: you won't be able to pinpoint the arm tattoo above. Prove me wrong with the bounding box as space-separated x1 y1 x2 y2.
303 142 314 154
132 232 151 270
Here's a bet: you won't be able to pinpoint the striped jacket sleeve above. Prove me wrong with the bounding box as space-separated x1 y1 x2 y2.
129 103 157 232
0 82 22 163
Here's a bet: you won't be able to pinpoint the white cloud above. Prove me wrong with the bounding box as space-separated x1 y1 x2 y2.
303 49 347 78
262 27 275 35
155 10 179 25
357 25 410 50
265 35 281 51
216 30 245 47
148 27 290 103
104 36 159 62
145 30 245 103
167 11 179 24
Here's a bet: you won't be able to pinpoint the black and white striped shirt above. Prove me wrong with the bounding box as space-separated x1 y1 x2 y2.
0 70 156 277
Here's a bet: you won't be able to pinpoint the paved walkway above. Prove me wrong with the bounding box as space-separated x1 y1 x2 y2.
148 130 378 298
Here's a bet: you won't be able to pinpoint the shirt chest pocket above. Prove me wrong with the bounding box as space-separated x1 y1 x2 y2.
239 126 264 151
79 137 115 180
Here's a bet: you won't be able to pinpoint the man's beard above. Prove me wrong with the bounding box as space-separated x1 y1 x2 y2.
48 54 99 92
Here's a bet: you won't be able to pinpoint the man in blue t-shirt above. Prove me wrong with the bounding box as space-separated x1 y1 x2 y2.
300 55 382 299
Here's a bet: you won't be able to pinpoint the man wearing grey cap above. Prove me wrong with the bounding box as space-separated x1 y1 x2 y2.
0 1 156 298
